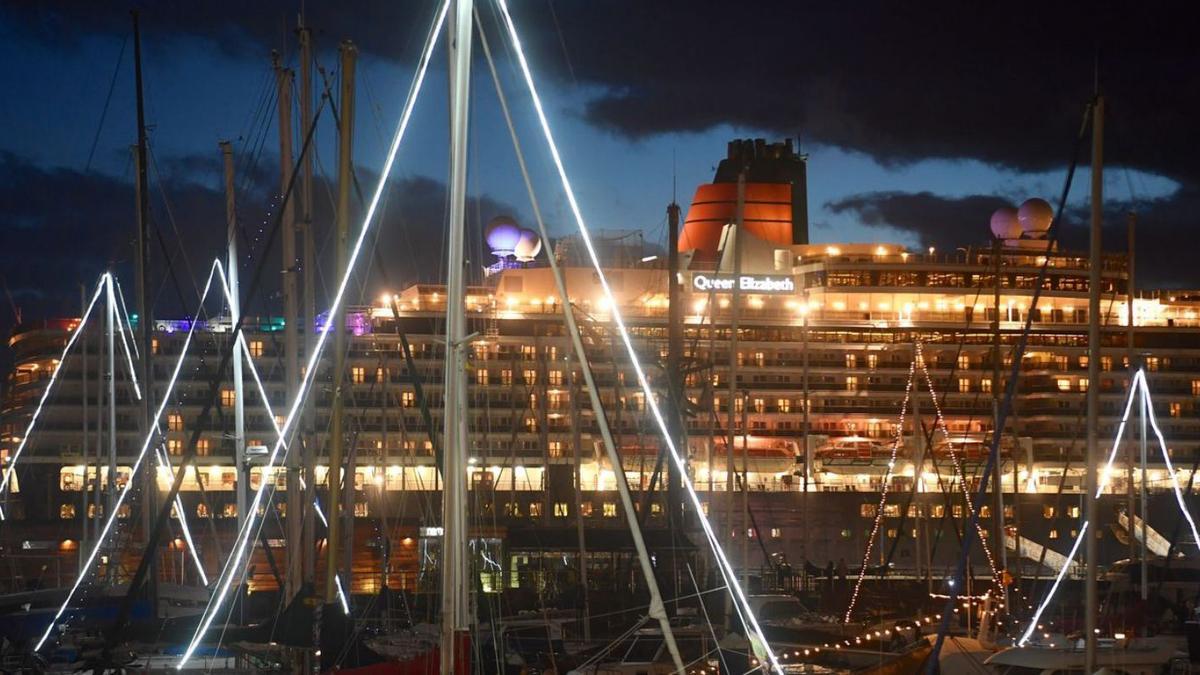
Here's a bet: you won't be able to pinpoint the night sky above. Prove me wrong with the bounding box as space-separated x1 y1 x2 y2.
1 1 1198 350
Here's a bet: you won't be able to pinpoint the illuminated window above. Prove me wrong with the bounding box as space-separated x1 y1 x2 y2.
981 378 992 393
602 502 617 518
1146 357 1159 372
351 366 366 384
777 398 791 413
1101 355 1113 371
376 367 386 383
867 354 878 369
221 389 235 407
845 353 857 369
196 439 210 456
979 505 991 518
747 528 756 539
1043 506 1056 519
548 370 563 386
60 504 76 519
958 378 971 393
354 501 369 517
249 340 264 357
522 345 537 360
957 354 970 370
548 441 564 458
1068 505 1080 518
1078 354 1089 368
553 502 569 517
1056 379 1072 392
712 373 720 387
845 376 859 391
886 528 898 539
1078 379 1088 392
860 504 876 518
151 338 159 355
754 352 765 367
1192 380 1200 396
548 392 563 410
523 369 537 385
1049 529 1059 539
770 527 782 539
528 393 538 409
223 503 238 518
117 504 131 519
1170 402 1182 418
401 391 415 408
196 503 210 518
734 396 744 413
168 412 183 431
476 368 490 386
580 502 593 517
528 502 542 518
168 439 183 455
952 505 964 518
753 398 764 413
524 417 538 432
501 369 513 385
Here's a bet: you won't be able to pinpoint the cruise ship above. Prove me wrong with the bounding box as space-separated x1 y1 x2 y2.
2 138 1197 621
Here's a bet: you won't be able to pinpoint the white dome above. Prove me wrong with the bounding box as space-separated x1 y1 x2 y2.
513 228 542 262
989 207 1021 240
1018 198 1054 238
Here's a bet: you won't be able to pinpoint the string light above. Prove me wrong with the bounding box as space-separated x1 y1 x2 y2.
845 358 915 622
176 2 447 666
111 276 207 584
35 262 223 652
914 342 1002 590
0 276 107 518
493 1 781 669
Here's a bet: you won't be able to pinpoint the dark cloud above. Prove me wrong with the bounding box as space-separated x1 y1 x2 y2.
6 2 1198 186
0 150 521 372
825 188 1200 288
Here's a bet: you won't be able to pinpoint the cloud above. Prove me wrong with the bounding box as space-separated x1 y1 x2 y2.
0 151 521 347
825 188 1200 288
6 3 1199 184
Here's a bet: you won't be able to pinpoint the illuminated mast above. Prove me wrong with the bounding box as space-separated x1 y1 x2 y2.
441 0 473 670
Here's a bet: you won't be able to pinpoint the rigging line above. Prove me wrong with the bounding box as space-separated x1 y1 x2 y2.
0 276 106 516
176 3 448 665
109 276 208 584
33 261 222 652
113 76 327 658
83 34 129 174
492 3 779 668
146 143 202 303
927 100 1093 669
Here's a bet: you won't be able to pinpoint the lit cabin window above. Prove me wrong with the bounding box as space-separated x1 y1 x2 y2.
553 502 569 517
528 502 542 518
523 369 537 385
60 504 76 519
167 439 183 455
1056 379 1072 392
196 439 210 456
220 389 235 407
168 413 183 432
476 368 490 386
602 502 617 518
958 378 971 393
249 340 264 357
351 366 365 384
401 391 415 408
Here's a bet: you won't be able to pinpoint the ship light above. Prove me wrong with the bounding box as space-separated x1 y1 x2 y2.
825 246 840 256
506 296 518 308
692 298 707 313
874 246 886 257
833 301 846 311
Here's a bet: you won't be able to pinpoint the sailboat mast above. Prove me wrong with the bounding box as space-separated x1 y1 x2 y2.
326 40 357 604
441 0 473 669
1084 93 1104 673
298 17 318 597
273 49 303 603
220 141 246 536
991 236 1008 608
131 9 158 611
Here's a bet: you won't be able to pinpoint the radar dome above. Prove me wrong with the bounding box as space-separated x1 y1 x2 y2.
1017 198 1054 238
989 207 1021 240
485 216 522 256
513 228 542 262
